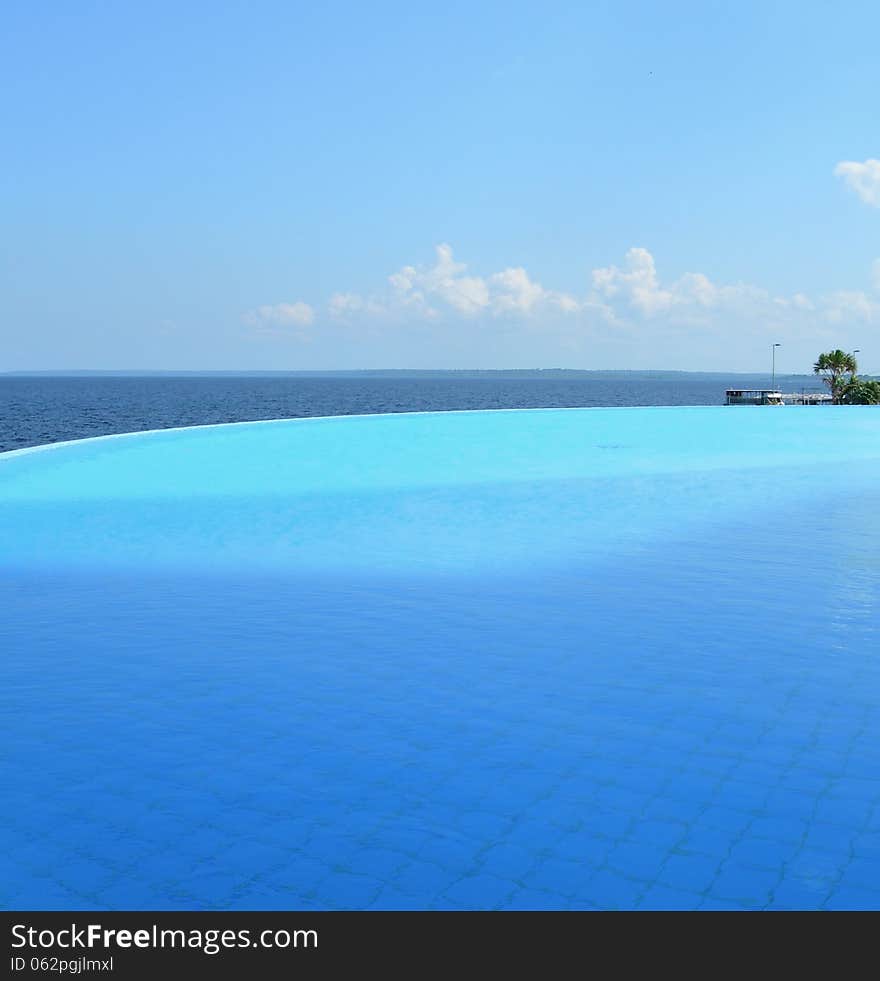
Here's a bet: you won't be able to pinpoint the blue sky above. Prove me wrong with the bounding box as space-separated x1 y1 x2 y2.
2 1 878 371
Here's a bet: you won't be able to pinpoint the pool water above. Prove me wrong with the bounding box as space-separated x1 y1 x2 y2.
2 407 879 910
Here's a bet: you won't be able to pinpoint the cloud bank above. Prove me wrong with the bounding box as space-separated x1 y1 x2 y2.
243 243 878 345
327 244 583 322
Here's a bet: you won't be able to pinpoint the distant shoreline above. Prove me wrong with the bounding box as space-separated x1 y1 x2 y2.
0 368 846 380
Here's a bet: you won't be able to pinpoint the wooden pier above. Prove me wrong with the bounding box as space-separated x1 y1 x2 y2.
725 389 832 405
780 392 833 405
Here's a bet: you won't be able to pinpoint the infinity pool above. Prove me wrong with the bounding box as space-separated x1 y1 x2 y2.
2 407 879 910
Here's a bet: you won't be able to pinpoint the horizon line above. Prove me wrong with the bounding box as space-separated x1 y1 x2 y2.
0 368 859 378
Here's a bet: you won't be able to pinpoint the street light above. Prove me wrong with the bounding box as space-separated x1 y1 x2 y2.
771 343 781 391
854 349 861 375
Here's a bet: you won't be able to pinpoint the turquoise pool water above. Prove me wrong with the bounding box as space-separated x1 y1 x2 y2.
2 407 879 910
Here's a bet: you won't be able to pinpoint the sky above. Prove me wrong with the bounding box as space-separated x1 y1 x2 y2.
1 1 878 372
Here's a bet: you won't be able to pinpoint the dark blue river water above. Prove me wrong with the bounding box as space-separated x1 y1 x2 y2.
0 372 823 452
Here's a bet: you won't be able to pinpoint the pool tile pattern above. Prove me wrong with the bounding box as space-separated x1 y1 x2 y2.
1 408 879 910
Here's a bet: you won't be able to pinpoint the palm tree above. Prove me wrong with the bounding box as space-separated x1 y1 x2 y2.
840 377 880 405
813 349 858 404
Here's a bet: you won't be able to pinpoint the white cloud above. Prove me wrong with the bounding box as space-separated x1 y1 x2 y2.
490 267 545 313
390 244 490 315
592 247 674 314
590 247 879 333
589 247 765 320
328 293 387 318
834 158 880 207
791 293 815 311
490 266 580 315
821 290 878 324
382 244 580 320
242 245 879 352
243 301 315 329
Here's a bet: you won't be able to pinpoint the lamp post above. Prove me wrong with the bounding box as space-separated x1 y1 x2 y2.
771 343 781 391
854 349 860 374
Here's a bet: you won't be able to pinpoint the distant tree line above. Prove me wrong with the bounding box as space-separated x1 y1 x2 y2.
813 350 880 404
